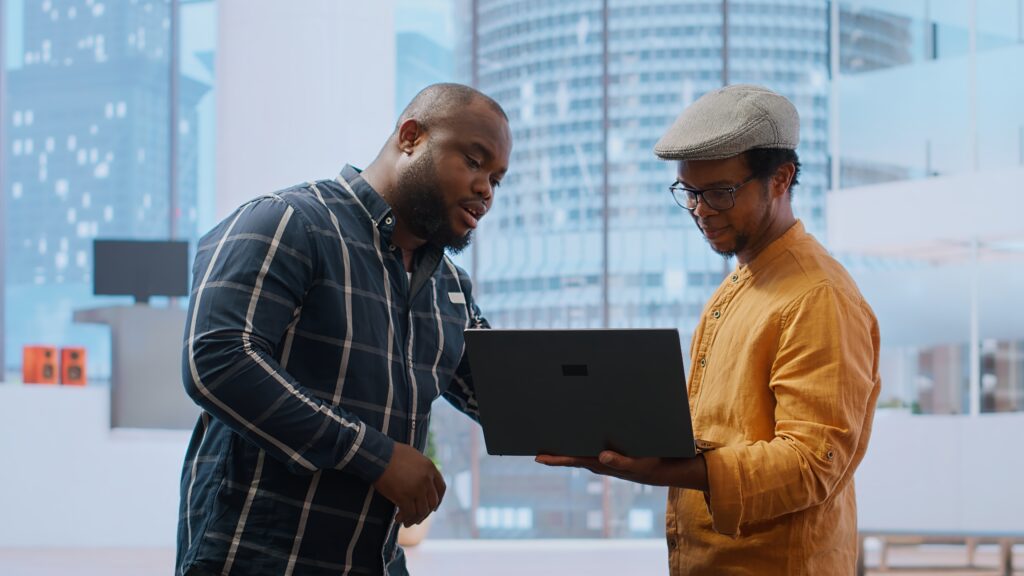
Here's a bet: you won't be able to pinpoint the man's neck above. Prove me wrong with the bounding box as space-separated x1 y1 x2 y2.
393 226 427 273
359 159 392 207
391 222 427 252
361 157 428 262
736 214 796 266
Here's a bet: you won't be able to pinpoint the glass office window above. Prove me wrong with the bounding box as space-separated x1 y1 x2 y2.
838 0 970 187
176 0 216 242
2 0 215 381
470 0 615 537
977 0 1024 172
408 0 1024 541
835 0 1024 415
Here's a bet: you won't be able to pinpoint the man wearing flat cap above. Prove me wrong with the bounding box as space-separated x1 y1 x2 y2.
539 85 881 574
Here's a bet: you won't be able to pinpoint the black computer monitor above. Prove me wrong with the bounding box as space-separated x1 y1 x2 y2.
93 239 189 304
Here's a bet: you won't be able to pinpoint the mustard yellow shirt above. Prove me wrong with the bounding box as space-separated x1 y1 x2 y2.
668 220 881 575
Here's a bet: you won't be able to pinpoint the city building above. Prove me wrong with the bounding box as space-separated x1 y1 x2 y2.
431 0 836 539
3 0 213 378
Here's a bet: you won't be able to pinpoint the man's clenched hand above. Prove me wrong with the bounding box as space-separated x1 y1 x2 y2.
373 443 446 527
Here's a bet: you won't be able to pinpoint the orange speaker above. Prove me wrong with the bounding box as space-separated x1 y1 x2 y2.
60 347 87 386
23 345 59 384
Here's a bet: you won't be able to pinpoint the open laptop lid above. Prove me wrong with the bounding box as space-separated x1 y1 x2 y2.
463 328 697 458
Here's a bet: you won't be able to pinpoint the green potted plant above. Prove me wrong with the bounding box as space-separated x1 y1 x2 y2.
397 429 441 547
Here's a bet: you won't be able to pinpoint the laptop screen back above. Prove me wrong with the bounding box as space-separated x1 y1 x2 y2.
463 328 697 458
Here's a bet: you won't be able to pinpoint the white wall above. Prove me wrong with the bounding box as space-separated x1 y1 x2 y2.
216 0 397 219
0 385 189 547
856 411 1024 533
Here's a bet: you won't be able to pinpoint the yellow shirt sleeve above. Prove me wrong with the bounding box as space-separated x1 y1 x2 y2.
703 282 880 535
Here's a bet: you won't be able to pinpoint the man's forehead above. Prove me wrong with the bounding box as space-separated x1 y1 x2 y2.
460 118 511 154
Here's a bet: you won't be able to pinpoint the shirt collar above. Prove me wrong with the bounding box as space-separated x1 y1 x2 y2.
335 164 446 279
336 164 395 231
739 219 807 278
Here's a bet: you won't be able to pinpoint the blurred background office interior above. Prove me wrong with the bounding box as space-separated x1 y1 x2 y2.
1 0 1022 574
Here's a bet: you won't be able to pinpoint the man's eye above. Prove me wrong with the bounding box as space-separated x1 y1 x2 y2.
491 179 502 189
465 155 481 169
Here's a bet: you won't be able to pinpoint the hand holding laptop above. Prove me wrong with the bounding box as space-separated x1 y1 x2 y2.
535 450 709 491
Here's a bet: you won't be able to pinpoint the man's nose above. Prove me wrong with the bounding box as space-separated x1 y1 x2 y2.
475 176 494 200
691 195 718 218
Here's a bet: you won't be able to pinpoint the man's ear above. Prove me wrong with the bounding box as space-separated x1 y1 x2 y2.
771 162 796 198
396 118 426 156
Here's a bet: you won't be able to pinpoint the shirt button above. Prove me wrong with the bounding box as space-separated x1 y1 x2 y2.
385 216 393 225
388 244 397 251
699 357 706 368
730 274 739 283
712 310 721 319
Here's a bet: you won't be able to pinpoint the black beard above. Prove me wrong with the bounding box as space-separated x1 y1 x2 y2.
705 230 748 260
392 149 473 253
445 230 472 255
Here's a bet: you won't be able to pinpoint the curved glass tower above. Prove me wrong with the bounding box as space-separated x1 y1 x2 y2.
470 0 830 335
430 0 927 541
426 0 836 539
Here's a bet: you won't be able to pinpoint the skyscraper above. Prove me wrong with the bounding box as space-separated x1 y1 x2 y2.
3 0 209 376
468 0 830 334
423 0 926 540
440 0 833 538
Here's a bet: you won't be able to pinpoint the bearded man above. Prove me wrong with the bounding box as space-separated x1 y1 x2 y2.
176 83 511 576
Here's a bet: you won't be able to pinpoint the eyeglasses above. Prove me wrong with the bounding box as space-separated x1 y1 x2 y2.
669 174 759 212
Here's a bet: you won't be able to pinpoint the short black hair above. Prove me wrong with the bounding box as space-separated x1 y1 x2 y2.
395 83 508 132
744 148 801 195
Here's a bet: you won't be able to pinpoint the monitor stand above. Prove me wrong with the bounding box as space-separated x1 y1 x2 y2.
73 305 199 430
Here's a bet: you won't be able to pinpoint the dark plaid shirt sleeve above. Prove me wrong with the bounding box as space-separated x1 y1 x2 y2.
183 194 394 484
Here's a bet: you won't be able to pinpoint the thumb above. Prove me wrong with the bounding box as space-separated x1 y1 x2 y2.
598 451 625 469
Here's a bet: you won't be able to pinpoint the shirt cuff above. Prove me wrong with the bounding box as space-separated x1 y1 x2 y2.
336 422 395 485
703 446 744 536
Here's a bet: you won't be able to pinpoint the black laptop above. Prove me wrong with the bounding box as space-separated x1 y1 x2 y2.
463 328 698 458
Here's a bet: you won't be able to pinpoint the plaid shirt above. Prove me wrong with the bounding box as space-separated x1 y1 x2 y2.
177 165 485 576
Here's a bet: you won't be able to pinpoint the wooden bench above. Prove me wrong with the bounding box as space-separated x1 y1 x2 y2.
857 530 1024 576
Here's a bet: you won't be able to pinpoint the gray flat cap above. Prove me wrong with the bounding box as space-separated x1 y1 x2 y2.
654 84 799 161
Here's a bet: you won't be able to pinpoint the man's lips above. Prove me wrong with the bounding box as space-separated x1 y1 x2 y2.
700 224 729 240
459 200 488 229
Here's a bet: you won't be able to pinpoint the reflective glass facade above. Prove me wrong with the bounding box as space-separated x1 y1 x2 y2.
836 0 1024 416
424 0 836 539
420 0 1024 539
2 0 215 378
